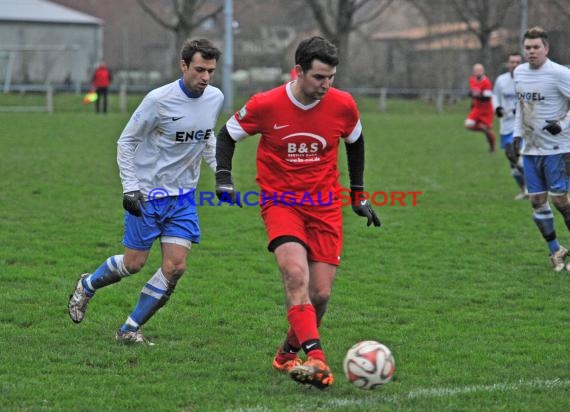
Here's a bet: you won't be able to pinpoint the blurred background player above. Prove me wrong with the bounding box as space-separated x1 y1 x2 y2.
465 63 496 152
493 53 527 200
68 39 223 343
214 36 381 389
514 27 570 271
91 61 112 114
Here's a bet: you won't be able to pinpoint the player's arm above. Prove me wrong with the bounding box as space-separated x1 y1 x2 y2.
546 68 570 134
117 95 158 216
345 134 381 227
215 125 241 207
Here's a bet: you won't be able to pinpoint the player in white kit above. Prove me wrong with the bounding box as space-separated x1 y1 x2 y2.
493 53 526 200
513 27 570 271
68 39 224 343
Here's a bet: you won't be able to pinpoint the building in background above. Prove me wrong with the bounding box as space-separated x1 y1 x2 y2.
0 0 102 90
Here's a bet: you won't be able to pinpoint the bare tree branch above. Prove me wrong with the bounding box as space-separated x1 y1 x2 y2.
136 0 176 31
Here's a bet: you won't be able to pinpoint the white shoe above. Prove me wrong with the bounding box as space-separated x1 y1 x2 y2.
514 191 528 200
115 329 155 346
549 246 568 272
68 273 92 323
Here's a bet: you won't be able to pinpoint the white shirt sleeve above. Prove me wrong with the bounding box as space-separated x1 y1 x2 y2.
117 93 160 193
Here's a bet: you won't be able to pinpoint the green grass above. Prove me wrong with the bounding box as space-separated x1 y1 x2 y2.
0 94 569 411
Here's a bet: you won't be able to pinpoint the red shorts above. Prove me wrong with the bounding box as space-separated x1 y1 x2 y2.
467 107 493 128
260 204 343 266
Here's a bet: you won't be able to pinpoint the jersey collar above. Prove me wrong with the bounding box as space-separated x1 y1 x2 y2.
286 81 320 110
178 78 204 98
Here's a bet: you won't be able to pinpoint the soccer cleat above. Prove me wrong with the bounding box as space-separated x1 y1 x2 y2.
68 273 92 323
272 348 302 373
115 329 155 346
289 357 334 389
549 246 568 272
513 191 528 200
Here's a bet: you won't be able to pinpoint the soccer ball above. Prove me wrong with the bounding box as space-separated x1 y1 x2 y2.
343 340 395 389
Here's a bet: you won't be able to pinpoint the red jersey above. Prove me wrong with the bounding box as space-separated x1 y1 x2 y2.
92 66 111 88
469 75 493 112
225 82 361 203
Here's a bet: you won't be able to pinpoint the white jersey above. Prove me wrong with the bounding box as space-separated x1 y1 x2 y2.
514 59 570 155
492 71 517 135
117 79 224 196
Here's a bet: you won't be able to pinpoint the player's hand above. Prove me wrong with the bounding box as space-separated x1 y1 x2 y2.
495 106 504 118
215 171 242 207
123 190 144 217
350 188 381 227
543 120 562 135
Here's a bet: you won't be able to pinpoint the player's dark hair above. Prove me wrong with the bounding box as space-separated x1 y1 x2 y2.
508 52 522 59
181 38 222 65
523 26 549 47
295 36 339 72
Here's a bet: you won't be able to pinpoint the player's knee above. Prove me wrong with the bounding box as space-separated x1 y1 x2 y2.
552 196 570 213
123 257 146 274
281 262 308 290
162 261 186 280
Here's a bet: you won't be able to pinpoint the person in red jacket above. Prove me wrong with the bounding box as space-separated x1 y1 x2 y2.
465 63 496 152
92 61 112 113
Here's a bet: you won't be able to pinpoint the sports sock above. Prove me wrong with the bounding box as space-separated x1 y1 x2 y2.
83 255 131 296
121 268 171 330
287 304 325 362
533 204 559 254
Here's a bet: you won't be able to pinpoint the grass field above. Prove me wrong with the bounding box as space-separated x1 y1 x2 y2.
1 93 569 411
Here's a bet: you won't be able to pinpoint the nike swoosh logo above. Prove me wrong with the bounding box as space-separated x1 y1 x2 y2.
273 124 290 130
306 342 317 349
172 116 184 121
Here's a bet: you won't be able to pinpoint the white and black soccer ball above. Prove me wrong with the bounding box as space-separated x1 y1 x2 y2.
343 340 395 390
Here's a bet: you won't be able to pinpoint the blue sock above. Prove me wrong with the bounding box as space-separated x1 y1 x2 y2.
122 268 170 330
533 204 559 254
83 255 130 296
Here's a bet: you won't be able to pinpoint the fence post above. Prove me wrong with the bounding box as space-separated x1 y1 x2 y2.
436 89 444 113
120 84 127 114
378 87 387 112
46 85 53 113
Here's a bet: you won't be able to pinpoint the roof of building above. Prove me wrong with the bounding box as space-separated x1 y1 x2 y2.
0 0 102 25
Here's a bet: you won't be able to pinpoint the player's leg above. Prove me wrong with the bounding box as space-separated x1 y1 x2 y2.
504 135 526 199
272 241 333 388
68 250 146 324
544 153 570 269
116 196 198 344
525 155 567 271
116 240 190 344
478 112 496 153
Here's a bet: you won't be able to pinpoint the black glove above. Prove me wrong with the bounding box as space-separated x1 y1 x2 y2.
123 190 144 217
215 170 242 207
495 106 504 118
513 136 523 154
543 120 562 135
350 188 381 227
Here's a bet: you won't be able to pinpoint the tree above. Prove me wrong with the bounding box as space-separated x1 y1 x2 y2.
303 0 394 86
448 0 518 69
136 0 224 71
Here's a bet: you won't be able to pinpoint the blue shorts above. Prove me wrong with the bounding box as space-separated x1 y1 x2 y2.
123 194 200 251
500 132 514 150
523 154 570 195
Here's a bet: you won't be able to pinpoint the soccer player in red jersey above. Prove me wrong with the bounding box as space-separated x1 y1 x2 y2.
465 63 496 152
214 36 380 389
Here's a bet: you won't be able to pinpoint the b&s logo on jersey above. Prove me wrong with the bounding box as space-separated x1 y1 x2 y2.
281 132 326 163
